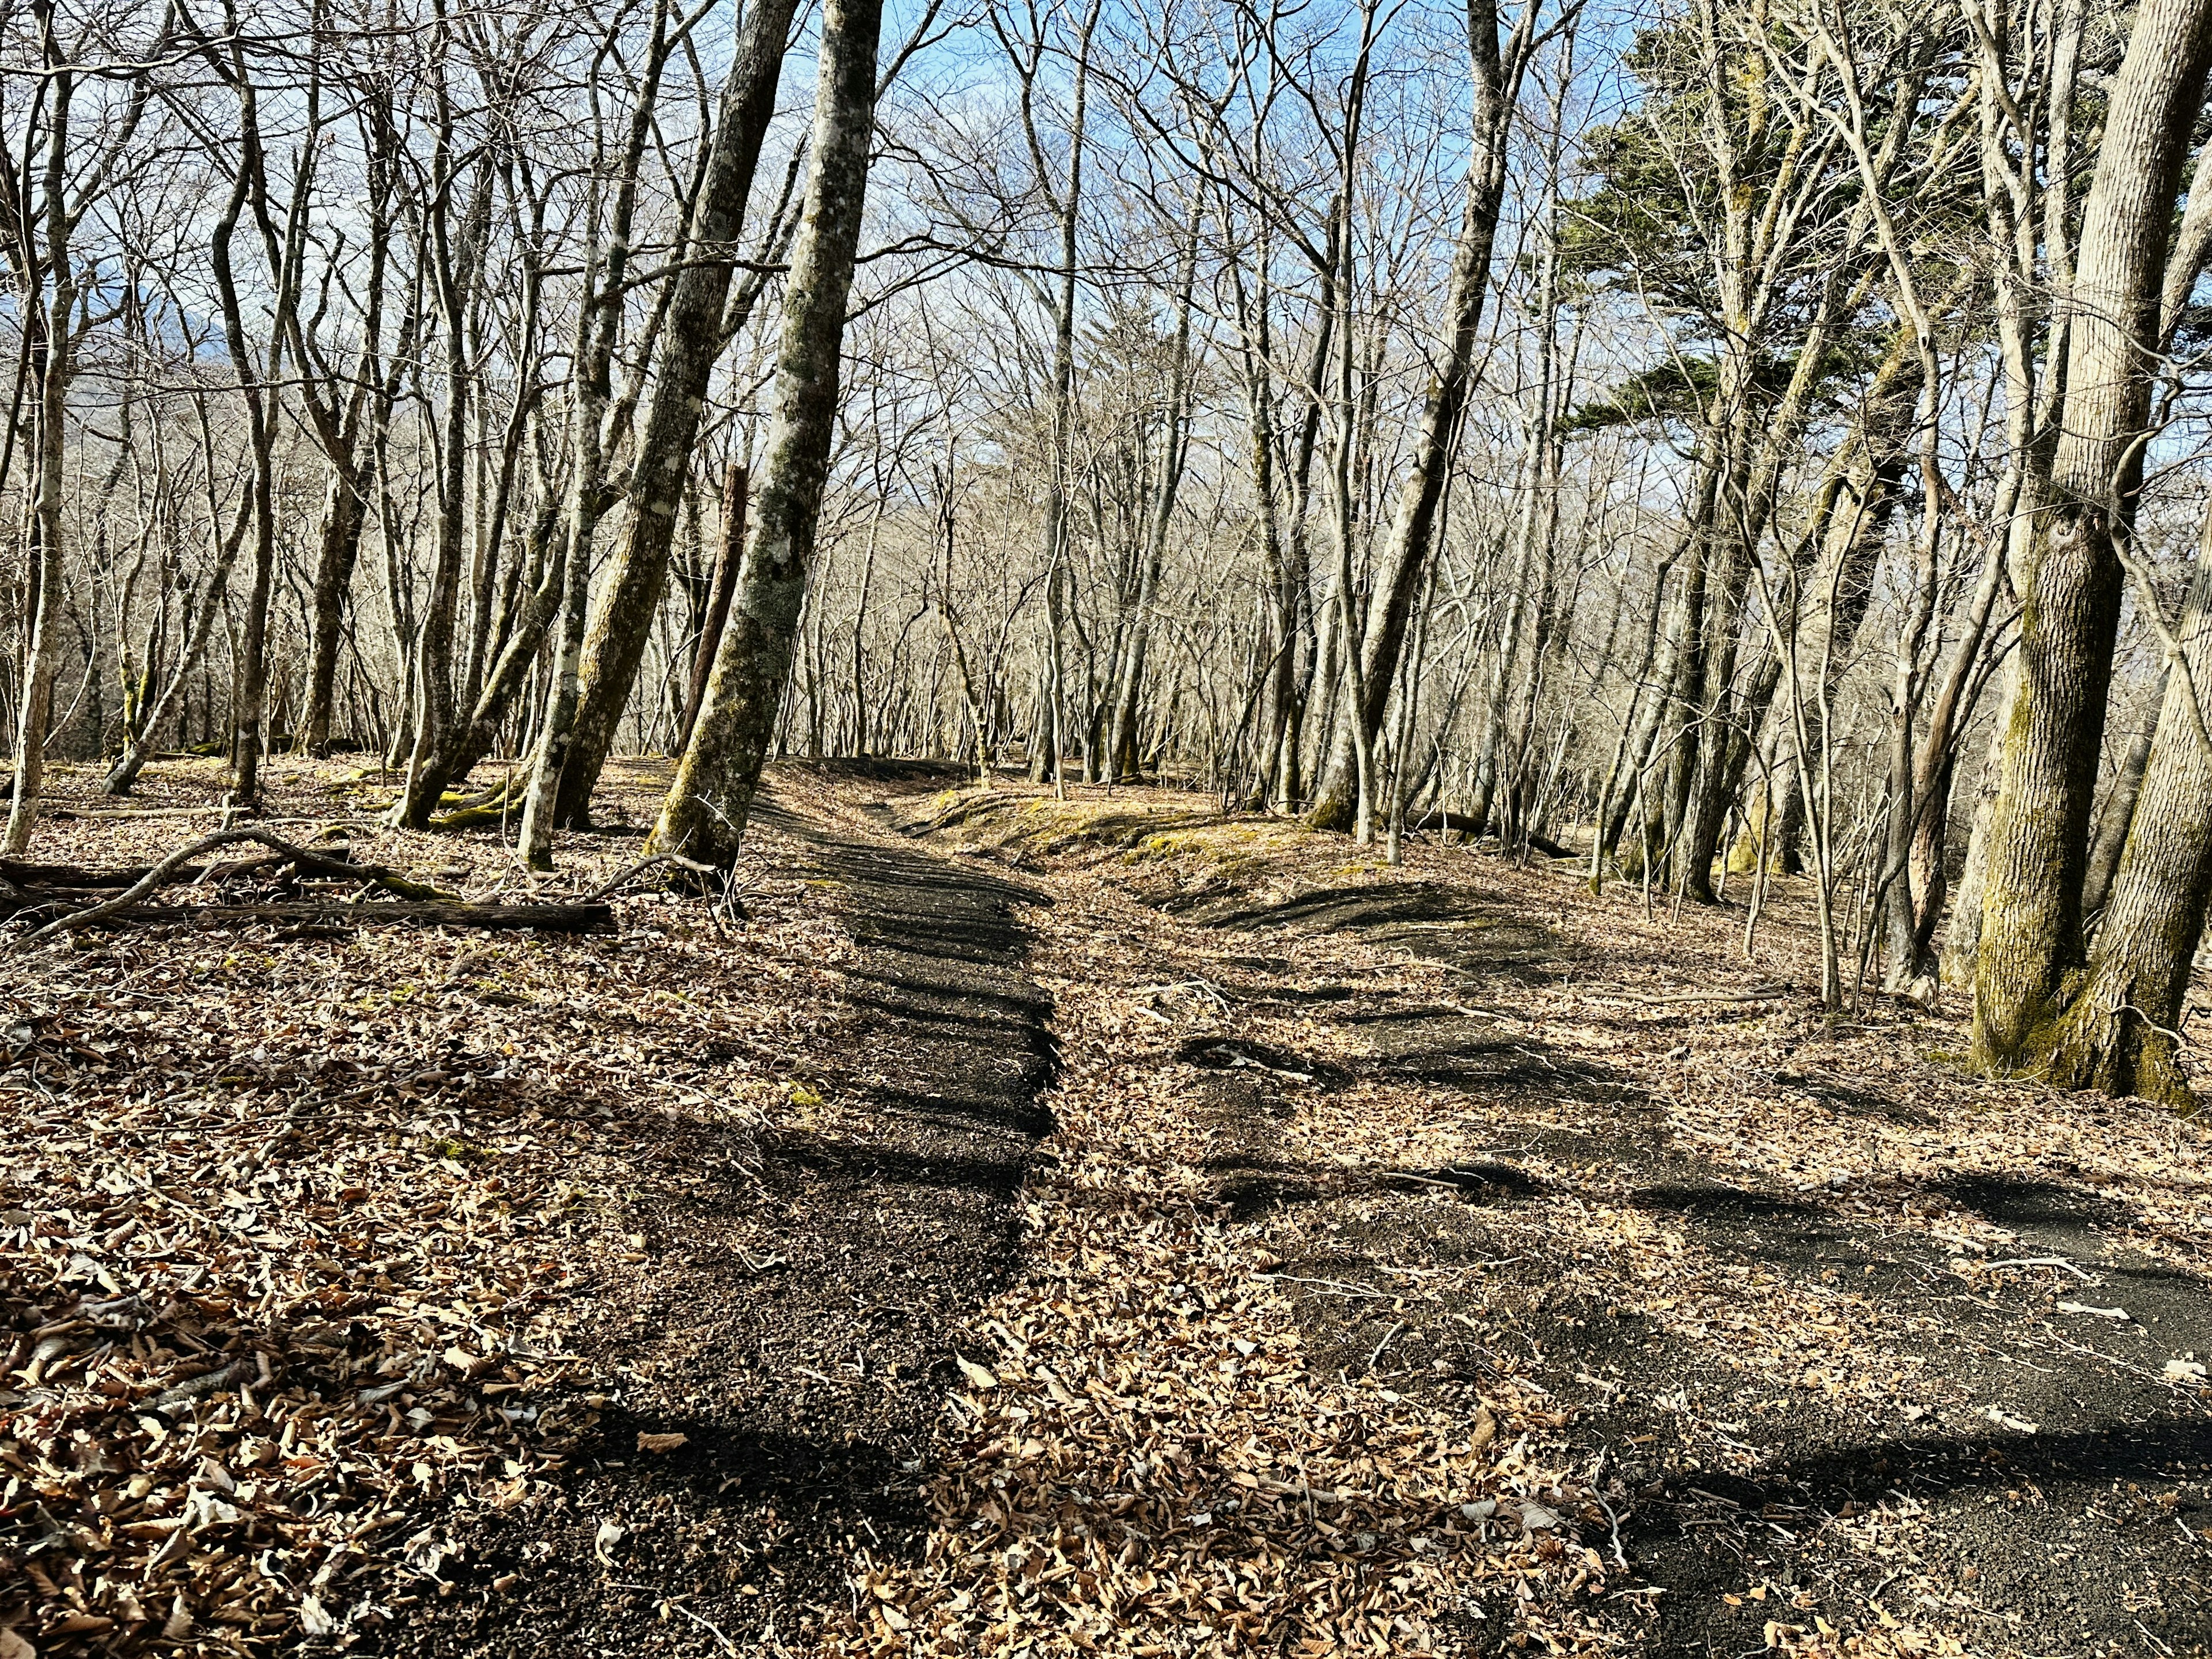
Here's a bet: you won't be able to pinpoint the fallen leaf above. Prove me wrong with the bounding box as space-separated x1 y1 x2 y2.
956 1355 998 1390
636 1431 689 1454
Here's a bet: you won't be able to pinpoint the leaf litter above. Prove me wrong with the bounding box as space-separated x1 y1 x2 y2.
11 762 2212 1659
2 756 847 1655
831 781 2212 1659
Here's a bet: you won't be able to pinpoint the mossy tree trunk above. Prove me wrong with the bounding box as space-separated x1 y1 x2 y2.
2041 533 2212 1104
649 0 886 866
1972 0 2212 1073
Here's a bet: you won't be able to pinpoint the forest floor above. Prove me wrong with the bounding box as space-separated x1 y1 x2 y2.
5 756 2212 1659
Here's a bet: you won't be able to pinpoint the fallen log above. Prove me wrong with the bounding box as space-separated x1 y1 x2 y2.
42 899 616 934
1 848 353 892
5 828 461 949
3 828 620 944
1404 815 1574 857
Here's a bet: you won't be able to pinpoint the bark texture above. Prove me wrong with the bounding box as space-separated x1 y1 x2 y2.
2042 541 2212 1103
649 0 885 865
550 0 801 826
1972 0 2212 1071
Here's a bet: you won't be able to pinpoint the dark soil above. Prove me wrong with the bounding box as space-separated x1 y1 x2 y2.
1173 875 2212 1658
394 783 1054 1657
332 775 2212 1656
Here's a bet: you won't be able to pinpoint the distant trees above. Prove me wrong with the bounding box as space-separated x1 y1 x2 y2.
7 0 2212 1099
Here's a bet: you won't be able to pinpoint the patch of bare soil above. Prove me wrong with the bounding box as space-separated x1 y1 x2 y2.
395 774 1056 1657
872 782 2212 1659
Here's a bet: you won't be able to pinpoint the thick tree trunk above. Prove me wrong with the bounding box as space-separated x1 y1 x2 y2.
392 162 488 830
518 468 599 868
2041 532 2212 1103
649 0 885 866
549 0 802 827
230 433 279 804
1972 0 2212 1070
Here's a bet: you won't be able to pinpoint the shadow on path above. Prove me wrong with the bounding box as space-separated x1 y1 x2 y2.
402 780 1055 1658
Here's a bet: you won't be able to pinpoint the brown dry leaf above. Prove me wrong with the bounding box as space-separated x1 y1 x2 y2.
637 1430 690 1453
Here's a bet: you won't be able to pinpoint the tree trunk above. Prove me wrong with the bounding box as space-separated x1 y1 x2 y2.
2084 679 2160 922
649 0 885 866
5 165 74 854
1308 0 1520 831
1108 210 1200 781
2040 522 2212 1103
302 460 372 754
1973 0 2212 1070
550 0 802 827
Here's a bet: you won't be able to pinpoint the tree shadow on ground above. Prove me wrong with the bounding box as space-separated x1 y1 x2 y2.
396 788 1057 1659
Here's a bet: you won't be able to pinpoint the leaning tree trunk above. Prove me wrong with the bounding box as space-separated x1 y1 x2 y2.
105 494 254 794
649 0 886 866
2084 679 2161 921
1308 0 1518 832
414 497 568 808
1972 0 2212 1073
548 0 802 828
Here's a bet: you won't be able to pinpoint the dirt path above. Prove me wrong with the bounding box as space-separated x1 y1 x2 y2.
10 763 2207 1658
401 779 1056 1656
833 779 2212 1659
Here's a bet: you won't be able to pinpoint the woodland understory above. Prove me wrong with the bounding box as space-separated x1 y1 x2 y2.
1 756 2210 1659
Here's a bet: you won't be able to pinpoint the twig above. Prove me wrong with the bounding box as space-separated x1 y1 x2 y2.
583 851 719 903
1980 1256 2096 1282
609 1585 739 1654
669 1601 741 1654
1253 1272 1393 1299
1594 1493 1629 1570
1369 1320 1405 1369
1628 986 1790 1006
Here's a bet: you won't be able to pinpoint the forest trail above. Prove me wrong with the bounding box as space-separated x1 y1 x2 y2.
403 773 1062 1656
6 759 2212 1659
821 772 2212 1659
